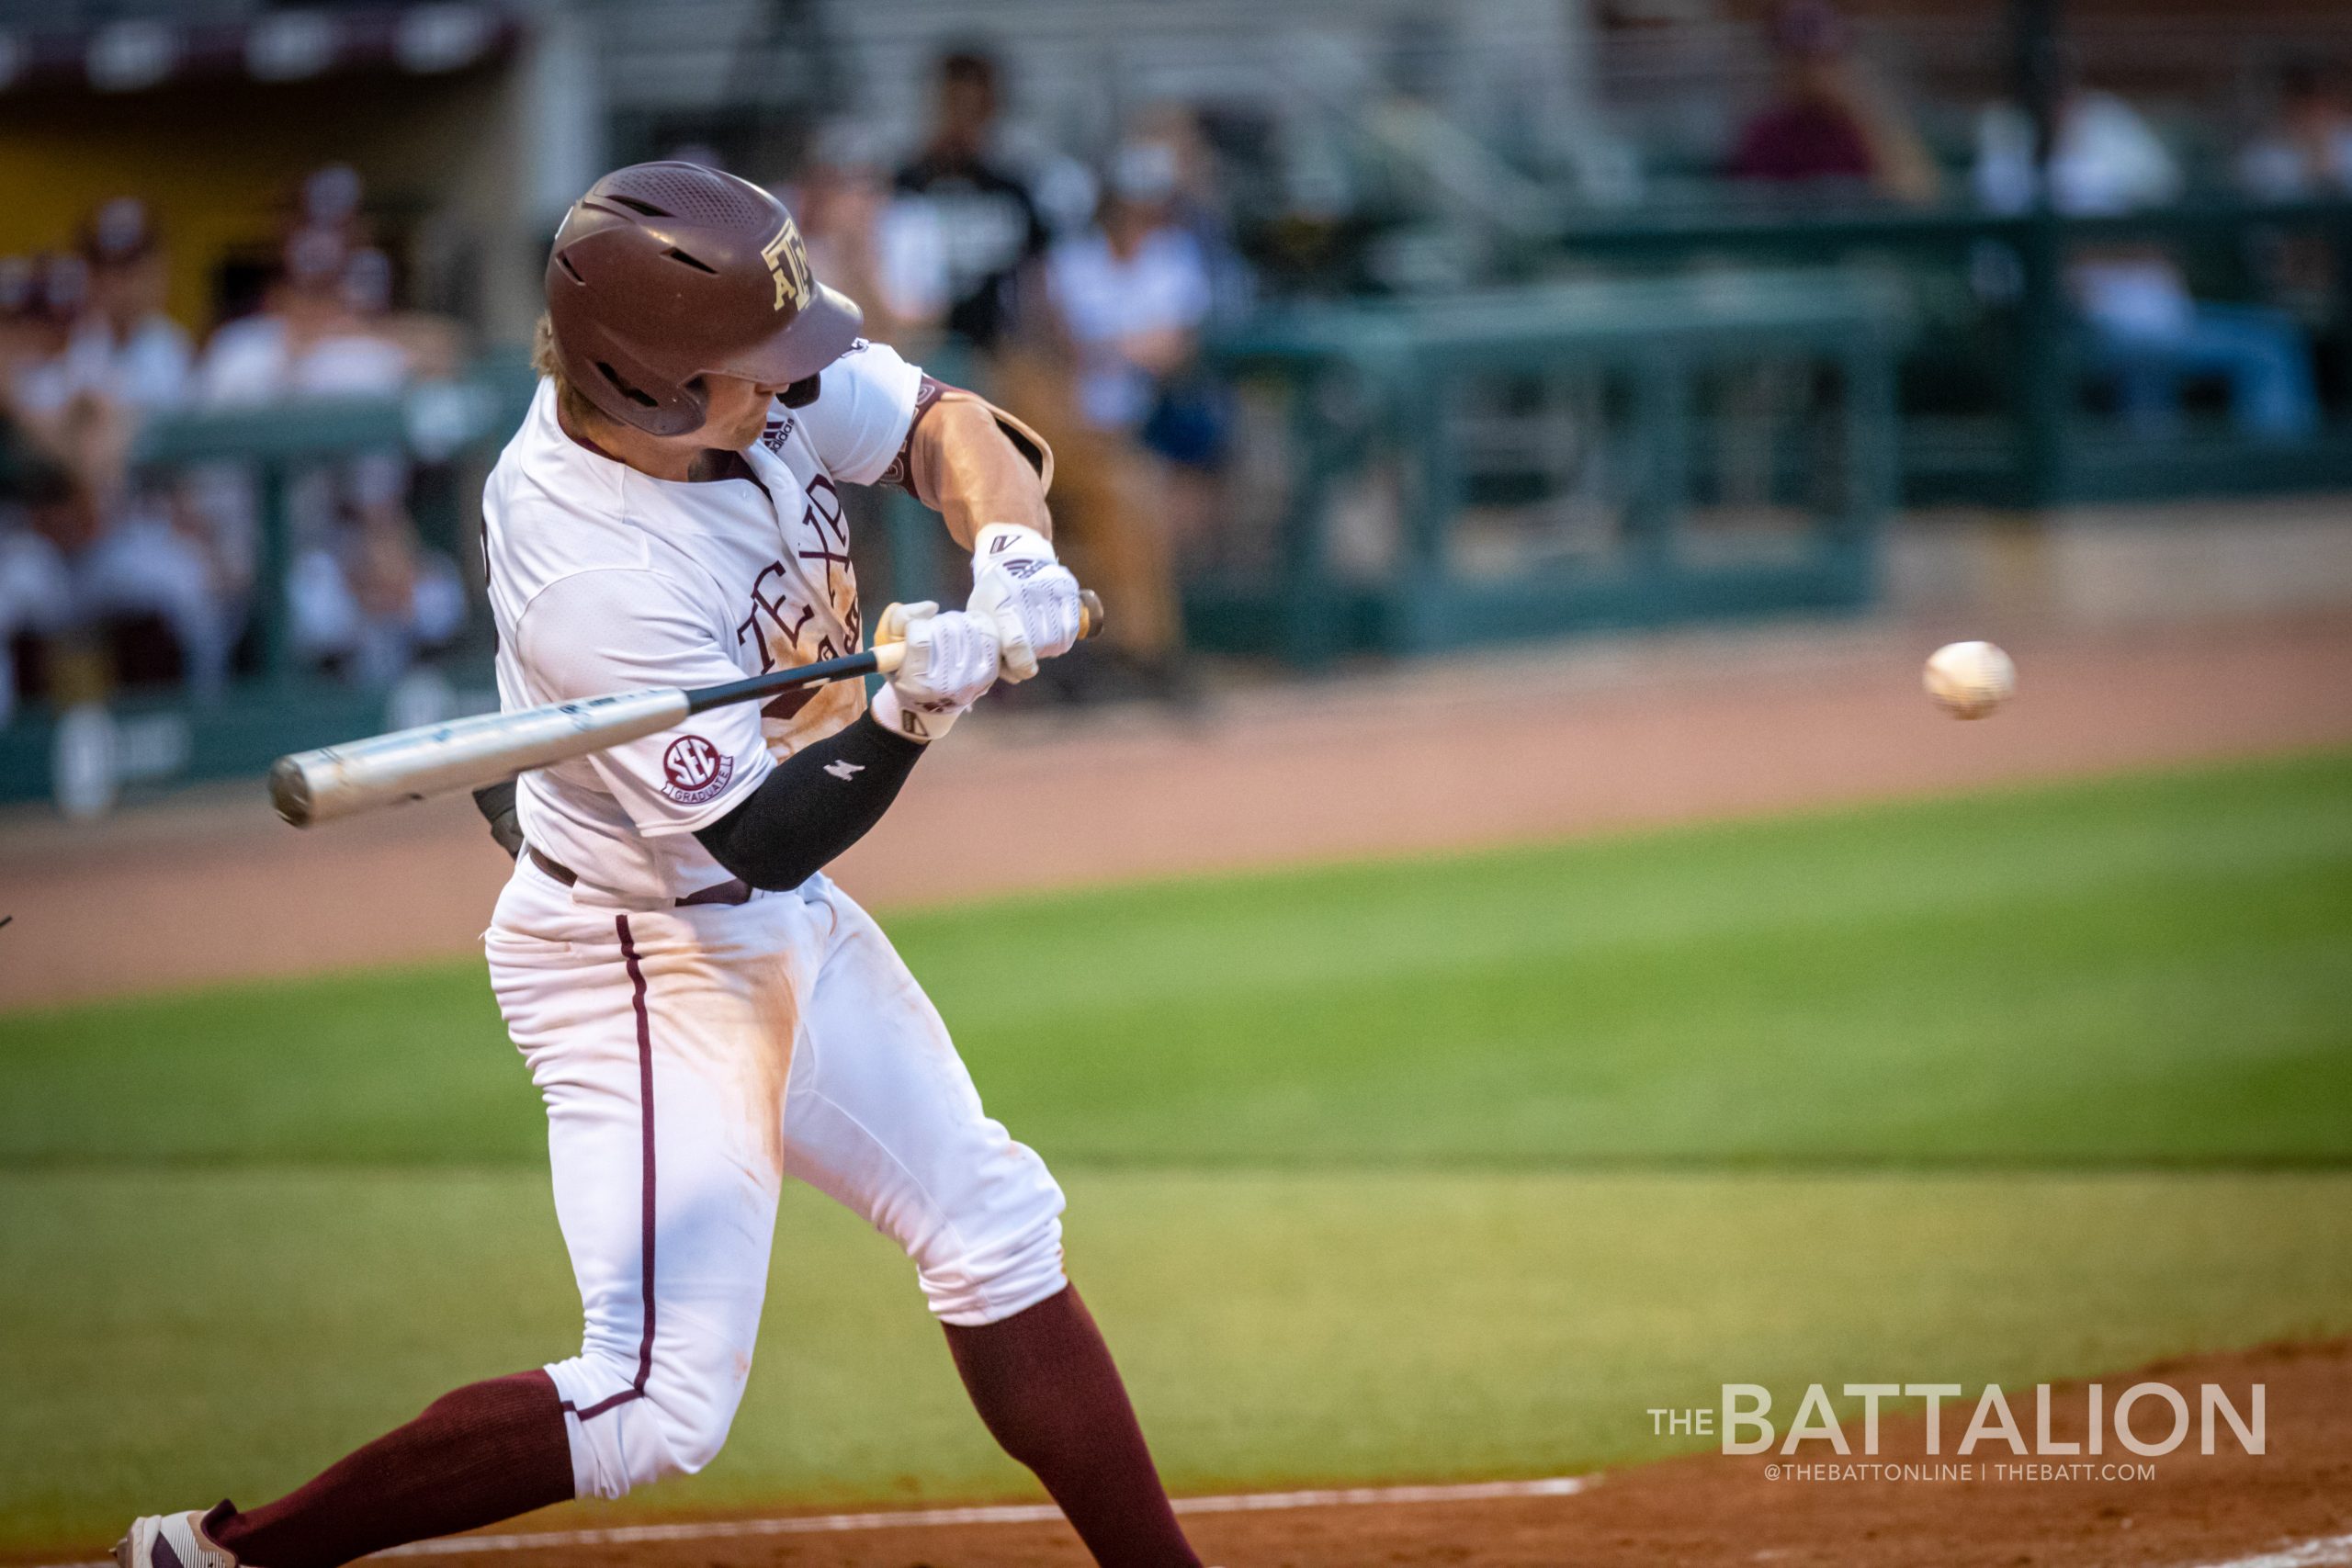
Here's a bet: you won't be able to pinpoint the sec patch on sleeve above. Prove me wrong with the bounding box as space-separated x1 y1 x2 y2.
660 734 737 807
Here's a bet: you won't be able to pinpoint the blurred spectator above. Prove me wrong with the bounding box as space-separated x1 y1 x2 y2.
1 262 74 726
1 237 235 710
1977 74 2319 440
0 464 78 729
28 200 193 419
1727 1 1940 204
6 254 91 426
2238 59 2352 199
0 167 475 724
1111 107 1251 508
198 229 413 405
1123 103 1256 324
0 254 42 375
996 139 1215 687
341 244 463 384
1974 74 2179 216
2235 61 2352 328
1048 142 1216 435
198 220 465 685
894 47 1050 354
796 130 950 352
283 457 466 687
299 164 369 244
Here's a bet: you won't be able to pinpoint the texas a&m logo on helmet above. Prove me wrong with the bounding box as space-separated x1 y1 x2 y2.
762 218 813 313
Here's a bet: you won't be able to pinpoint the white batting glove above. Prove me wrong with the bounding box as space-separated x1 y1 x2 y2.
968 523 1083 682
871 601 1000 743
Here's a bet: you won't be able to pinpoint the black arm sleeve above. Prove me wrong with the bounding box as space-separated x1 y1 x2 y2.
693 713 926 891
473 778 525 861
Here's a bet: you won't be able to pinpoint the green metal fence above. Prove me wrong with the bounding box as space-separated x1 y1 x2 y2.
1533 197 2352 507
1193 271 1903 664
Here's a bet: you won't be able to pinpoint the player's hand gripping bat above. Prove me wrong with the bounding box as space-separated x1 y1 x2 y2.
268 591 1103 828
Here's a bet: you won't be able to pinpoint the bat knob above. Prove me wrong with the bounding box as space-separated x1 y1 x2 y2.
1078 589 1106 641
268 755 316 828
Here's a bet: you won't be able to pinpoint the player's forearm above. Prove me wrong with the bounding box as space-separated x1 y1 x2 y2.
910 399 1051 549
693 715 925 890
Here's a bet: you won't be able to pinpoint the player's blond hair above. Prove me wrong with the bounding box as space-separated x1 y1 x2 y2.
530 311 562 380
532 312 605 434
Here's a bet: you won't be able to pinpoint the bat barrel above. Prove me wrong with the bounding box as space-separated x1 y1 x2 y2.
272 686 691 827
272 592 1111 829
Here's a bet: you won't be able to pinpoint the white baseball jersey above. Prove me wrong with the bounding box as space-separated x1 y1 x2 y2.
480 343 1065 1501
481 341 922 903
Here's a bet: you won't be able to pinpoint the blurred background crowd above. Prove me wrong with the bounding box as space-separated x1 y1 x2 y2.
5 0 2352 790
2 173 467 727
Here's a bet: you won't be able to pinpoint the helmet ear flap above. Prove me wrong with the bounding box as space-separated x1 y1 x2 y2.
559 333 707 437
591 359 661 412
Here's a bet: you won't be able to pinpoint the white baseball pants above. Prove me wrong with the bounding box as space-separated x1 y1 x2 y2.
485 857 1067 1500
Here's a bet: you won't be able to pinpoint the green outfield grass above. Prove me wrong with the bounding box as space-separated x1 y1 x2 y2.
2 749 2349 1548
4 1168 2347 1550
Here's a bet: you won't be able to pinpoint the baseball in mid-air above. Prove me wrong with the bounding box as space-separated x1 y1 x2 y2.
1923 640 2017 719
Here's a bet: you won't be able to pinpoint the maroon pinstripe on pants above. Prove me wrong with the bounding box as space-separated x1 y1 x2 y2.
565 914 657 1422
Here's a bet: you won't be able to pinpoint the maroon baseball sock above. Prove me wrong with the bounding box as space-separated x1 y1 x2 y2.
204 1371 574 1568
944 1285 1201 1568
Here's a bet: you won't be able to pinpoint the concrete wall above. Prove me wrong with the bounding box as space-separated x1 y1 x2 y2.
1891 501 2352 627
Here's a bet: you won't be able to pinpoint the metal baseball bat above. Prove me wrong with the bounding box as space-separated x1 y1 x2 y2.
268 590 1103 828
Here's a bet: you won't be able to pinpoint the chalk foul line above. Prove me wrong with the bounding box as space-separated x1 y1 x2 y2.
27 1475 1597 1567
35 1493 2352 1568
2181 1536 2352 1568
380 1475 1597 1556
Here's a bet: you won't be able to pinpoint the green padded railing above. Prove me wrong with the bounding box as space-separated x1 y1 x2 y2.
1530 197 2352 506
1197 271 1905 665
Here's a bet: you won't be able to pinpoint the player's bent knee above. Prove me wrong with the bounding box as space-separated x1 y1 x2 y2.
643 1383 738 1478
921 1188 1069 1327
552 1345 749 1499
565 1383 742 1499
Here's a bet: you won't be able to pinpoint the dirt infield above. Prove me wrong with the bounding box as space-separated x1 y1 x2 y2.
159 1337 2335 1568
6 612 2352 1012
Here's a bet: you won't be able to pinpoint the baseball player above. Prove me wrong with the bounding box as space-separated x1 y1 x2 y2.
116 163 1202 1568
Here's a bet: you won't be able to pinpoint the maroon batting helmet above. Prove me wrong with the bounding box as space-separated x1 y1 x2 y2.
544 162 863 437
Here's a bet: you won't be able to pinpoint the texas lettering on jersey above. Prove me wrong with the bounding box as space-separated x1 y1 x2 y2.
735 470 864 673
481 338 924 902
